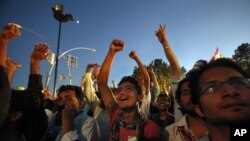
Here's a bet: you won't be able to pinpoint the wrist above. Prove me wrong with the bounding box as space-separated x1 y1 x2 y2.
162 44 169 49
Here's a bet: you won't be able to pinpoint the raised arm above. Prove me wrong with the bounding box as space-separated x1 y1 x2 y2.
97 39 125 107
0 23 20 127
129 50 150 95
6 57 22 85
155 24 182 76
0 23 21 66
82 63 100 116
148 67 160 103
28 43 49 90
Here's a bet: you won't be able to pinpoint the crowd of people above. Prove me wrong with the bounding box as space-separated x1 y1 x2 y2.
0 23 249 141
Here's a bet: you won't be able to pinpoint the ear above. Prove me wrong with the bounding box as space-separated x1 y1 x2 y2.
9 111 23 122
194 104 205 118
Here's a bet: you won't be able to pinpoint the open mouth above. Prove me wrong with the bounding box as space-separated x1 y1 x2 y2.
119 97 128 102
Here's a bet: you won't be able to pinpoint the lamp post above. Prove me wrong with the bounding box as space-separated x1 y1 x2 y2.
65 54 78 85
52 4 73 98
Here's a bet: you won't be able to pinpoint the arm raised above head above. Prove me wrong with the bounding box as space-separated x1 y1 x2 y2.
129 50 150 95
155 24 182 77
97 39 125 107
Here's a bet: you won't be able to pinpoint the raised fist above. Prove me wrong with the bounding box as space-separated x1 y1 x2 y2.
110 39 125 52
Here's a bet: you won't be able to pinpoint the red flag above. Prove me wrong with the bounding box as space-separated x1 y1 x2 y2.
213 48 223 60
59 74 65 80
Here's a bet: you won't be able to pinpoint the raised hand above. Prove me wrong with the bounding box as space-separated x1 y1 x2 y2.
129 50 138 59
30 42 49 74
155 24 182 76
110 39 125 52
6 57 22 74
31 43 49 64
6 57 22 71
2 23 21 39
0 23 21 67
155 24 168 47
86 63 96 73
6 57 22 84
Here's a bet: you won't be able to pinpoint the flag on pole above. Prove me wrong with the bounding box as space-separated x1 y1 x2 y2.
210 47 223 61
59 74 65 80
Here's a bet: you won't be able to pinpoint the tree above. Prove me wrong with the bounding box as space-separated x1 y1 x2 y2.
131 58 186 93
232 43 250 73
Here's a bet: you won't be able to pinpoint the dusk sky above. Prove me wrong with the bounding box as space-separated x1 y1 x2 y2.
1 0 250 93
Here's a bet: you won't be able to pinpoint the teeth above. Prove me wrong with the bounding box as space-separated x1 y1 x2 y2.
120 98 128 101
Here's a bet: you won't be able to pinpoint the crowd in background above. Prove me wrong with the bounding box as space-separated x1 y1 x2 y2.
0 23 249 141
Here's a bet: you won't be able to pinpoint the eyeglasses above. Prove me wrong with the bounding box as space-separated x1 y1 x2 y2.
199 78 250 95
114 86 137 94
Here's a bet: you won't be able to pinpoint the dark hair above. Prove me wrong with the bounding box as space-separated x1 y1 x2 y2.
118 76 142 95
157 93 171 103
188 58 250 104
175 78 188 105
57 85 84 101
186 60 207 78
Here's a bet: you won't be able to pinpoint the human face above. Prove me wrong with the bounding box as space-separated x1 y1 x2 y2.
196 67 250 125
115 82 142 110
157 96 170 111
180 82 196 114
59 90 82 109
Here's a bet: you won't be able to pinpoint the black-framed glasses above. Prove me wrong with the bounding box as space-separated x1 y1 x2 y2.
199 78 250 95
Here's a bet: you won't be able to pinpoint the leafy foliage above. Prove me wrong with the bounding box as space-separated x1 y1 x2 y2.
232 43 250 73
131 58 186 92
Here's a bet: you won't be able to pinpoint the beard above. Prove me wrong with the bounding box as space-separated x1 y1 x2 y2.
180 105 197 116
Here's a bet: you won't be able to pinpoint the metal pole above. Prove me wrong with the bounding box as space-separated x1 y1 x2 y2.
45 47 96 91
52 21 62 99
69 66 72 85
64 55 72 85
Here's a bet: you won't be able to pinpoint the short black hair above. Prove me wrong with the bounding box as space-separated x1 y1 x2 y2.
157 93 171 103
175 78 188 105
118 76 142 95
188 58 250 104
57 85 84 101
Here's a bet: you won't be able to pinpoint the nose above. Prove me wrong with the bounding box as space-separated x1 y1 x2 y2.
221 83 239 98
60 97 67 105
118 89 126 95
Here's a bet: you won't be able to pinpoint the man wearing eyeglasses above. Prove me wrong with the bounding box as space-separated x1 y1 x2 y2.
188 58 250 141
97 39 162 141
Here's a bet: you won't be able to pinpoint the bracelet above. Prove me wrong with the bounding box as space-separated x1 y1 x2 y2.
164 46 169 49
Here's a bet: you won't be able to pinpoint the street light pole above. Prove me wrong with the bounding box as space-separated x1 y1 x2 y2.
52 4 73 98
52 21 62 98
